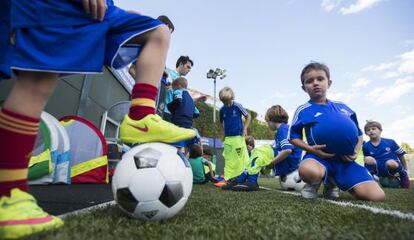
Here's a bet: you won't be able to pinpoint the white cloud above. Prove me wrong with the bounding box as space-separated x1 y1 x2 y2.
366 76 414 105
382 115 414 146
340 0 383 15
362 62 396 72
321 0 343 12
329 91 355 103
398 49 414 74
405 39 414 46
352 77 371 88
362 49 414 78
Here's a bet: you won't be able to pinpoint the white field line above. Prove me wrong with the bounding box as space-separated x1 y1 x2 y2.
260 186 414 222
58 201 116 219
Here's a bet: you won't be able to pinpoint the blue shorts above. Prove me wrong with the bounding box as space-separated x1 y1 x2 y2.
302 154 374 191
0 4 162 79
174 128 200 148
273 159 299 176
376 159 403 177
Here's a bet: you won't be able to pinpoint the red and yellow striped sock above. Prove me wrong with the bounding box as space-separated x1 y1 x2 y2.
0 108 39 197
129 83 157 120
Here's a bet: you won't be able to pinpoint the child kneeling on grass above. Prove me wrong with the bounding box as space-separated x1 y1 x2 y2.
289 62 384 201
223 137 274 191
265 105 305 192
363 120 410 188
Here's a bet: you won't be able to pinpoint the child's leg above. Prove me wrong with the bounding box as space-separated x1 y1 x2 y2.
118 26 195 143
1 72 58 196
386 160 410 188
299 159 325 184
364 156 378 176
299 158 326 199
0 72 63 239
129 25 170 88
349 182 385 202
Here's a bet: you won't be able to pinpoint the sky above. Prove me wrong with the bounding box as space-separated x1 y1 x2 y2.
118 0 414 145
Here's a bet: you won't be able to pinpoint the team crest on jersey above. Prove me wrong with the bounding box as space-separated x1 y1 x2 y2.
385 147 391 152
232 110 237 117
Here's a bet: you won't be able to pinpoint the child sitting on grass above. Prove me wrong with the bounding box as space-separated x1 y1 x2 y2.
224 136 274 191
363 120 410 188
188 144 216 184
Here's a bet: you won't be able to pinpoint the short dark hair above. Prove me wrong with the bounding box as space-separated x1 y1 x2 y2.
157 15 175 33
245 136 255 149
300 61 330 84
364 120 382 133
189 144 203 159
172 77 188 89
265 105 289 124
176 56 194 68
202 145 213 156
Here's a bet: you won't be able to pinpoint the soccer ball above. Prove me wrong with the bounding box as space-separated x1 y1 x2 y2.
311 112 358 155
279 170 305 191
112 143 193 221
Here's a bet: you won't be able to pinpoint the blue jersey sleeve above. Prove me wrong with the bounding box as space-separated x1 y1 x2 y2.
193 106 200 119
277 125 294 150
219 107 224 122
167 89 183 112
289 108 304 140
362 142 369 156
349 111 363 136
234 102 248 117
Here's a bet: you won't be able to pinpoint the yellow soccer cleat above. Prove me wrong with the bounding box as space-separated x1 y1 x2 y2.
0 188 63 239
119 114 196 144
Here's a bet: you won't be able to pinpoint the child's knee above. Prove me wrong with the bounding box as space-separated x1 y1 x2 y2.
364 156 376 165
367 188 385 202
386 160 399 170
353 182 385 202
299 160 324 182
150 25 170 45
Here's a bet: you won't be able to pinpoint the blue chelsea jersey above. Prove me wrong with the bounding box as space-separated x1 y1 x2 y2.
219 101 248 137
362 138 405 162
289 99 363 155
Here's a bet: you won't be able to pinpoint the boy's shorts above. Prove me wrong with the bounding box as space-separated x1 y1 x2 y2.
274 159 299 177
174 128 200 148
223 136 249 180
0 3 162 79
376 159 403 177
302 153 374 191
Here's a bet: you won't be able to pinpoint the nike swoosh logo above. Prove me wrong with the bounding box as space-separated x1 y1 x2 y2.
129 124 149 132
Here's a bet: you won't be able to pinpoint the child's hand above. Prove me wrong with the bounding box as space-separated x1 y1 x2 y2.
341 152 357 162
310 144 335 159
242 128 248 137
81 0 107 21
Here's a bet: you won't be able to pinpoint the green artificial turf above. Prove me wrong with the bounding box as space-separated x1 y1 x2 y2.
30 178 414 240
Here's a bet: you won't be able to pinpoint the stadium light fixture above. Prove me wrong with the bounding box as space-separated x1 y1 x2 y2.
206 68 227 165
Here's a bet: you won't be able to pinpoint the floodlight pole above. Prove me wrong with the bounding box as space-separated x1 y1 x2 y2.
207 68 226 166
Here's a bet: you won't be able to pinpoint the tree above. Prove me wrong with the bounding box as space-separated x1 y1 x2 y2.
401 142 414 154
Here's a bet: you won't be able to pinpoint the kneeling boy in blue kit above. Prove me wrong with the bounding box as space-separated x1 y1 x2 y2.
289 62 384 201
363 120 410 188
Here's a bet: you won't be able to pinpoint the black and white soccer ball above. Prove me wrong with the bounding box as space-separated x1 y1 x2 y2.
112 143 193 221
279 170 305 191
